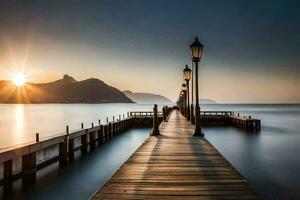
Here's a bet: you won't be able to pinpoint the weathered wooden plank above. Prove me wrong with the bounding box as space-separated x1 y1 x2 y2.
90 110 260 199
93 194 258 200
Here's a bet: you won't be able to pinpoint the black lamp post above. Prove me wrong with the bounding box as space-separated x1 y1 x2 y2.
190 37 204 136
179 90 184 114
183 65 191 121
181 83 187 117
191 63 195 125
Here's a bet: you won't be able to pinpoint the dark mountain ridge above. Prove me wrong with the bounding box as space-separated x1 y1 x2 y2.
0 75 133 103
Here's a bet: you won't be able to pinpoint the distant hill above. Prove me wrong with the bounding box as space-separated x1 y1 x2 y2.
123 90 173 104
0 75 133 103
200 99 217 104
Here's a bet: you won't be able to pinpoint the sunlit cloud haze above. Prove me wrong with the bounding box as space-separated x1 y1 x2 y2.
0 0 299 103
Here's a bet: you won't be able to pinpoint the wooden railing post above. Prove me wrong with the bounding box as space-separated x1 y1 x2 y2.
36 133 39 142
150 104 160 136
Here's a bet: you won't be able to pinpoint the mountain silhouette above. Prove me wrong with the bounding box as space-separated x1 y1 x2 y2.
0 75 133 103
123 90 173 104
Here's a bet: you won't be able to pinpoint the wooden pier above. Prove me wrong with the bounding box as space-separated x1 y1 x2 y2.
91 109 260 199
0 113 162 185
200 111 261 131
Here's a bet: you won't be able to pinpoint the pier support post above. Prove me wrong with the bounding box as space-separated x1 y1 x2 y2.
99 125 104 144
119 120 123 133
124 119 127 131
81 130 88 153
114 121 117 135
104 125 109 141
123 118 126 131
22 152 36 184
151 104 160 136
115 121 118 135
107 123 111 140
107 122 111 140
59 135 68 165
68 138 75 161
115 120 119 135
90 131 96 150
3 159 13 184
112 122 115 136
109 122 113 138
99 125 105 144
117 121 120 134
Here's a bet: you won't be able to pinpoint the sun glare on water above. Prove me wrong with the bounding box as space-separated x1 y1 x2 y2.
12 73 27 86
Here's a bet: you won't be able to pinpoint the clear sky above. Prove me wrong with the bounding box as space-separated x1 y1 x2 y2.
0 0 299 103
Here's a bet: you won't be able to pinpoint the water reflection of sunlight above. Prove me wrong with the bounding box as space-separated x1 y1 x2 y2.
13 104 25 144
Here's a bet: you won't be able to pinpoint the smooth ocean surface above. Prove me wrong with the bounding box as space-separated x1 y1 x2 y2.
0 103 157 149
0 103 300 199
202 104 300 200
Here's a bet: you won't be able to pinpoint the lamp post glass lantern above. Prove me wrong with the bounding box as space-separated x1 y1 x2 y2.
190 37 203 62
183 65 191 121
183 65 192 81
190 36 204 136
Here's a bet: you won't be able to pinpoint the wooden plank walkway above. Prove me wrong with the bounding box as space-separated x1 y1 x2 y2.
91 110 260 200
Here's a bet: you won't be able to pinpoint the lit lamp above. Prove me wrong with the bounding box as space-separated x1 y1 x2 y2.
181 84 187 116
190 36 204 136
183 65 191 121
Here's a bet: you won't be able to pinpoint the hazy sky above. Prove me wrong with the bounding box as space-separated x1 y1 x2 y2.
0 0 299 103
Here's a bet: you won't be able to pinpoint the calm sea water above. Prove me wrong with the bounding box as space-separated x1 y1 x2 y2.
201 104 300 200
0 103 158 149
0 103 300 200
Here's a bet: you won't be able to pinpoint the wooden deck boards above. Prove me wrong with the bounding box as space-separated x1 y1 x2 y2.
91 110 260 200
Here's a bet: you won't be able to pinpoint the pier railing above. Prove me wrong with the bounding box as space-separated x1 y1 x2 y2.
0 111 165 186
200 111 233 116
130 111 163 117
198 111 260 131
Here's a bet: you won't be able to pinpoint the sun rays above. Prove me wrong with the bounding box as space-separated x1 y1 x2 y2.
12 73 27 86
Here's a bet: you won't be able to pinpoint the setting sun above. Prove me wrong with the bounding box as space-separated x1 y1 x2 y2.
12 74 27 86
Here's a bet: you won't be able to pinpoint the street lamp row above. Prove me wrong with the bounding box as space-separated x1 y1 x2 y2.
183 65 191 121
178 37 204 137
